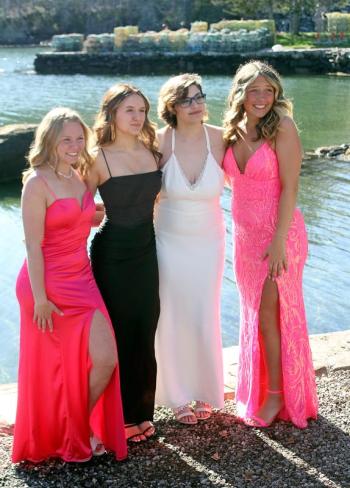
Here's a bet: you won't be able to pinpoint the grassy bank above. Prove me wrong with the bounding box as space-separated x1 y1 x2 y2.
276 32 350 49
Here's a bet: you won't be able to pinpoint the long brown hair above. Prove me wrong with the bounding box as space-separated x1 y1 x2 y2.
223 61 293 146
23 107 93 182
92 83 160 166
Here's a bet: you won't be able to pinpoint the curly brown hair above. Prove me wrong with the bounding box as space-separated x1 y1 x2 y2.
90 83 160 171
223 61 293 146
157 73 208 128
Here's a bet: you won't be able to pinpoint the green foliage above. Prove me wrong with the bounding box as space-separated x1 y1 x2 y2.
276 31 350 48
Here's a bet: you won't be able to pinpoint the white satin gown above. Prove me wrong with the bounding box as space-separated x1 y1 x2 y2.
154 125 226 409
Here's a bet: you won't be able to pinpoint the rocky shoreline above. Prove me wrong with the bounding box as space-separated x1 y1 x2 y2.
1 330 349 487
306 143 350 160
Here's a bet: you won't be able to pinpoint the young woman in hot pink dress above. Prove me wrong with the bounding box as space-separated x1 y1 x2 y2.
13 108 127 463
223 61 318 428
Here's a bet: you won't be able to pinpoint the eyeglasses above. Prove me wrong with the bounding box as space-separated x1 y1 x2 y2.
176 93 206 108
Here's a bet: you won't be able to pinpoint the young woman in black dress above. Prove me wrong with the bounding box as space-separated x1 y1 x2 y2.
82 84 162 443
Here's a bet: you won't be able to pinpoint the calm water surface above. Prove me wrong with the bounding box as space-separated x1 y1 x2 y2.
0 47 349 383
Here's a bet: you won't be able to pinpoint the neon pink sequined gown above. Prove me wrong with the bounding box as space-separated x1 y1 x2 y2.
223 142 318 428
13 181 127 463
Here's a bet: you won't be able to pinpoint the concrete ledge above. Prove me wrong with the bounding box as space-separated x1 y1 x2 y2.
1 330 350 434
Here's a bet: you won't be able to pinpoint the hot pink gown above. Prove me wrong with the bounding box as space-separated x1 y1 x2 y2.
223 142 318 428
12 178 127 463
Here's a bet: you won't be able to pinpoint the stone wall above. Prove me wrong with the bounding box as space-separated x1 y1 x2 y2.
34 48 350 75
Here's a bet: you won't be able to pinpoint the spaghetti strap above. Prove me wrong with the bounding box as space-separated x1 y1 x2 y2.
101 148 112 177
37 174 58 200
171 129 175 153
203 125 211 152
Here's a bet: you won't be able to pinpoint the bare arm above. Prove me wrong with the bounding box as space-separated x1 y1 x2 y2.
22 177 63 331
83 155 105 226
263 117 302 279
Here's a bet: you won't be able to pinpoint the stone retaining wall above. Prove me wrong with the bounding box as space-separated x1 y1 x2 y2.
34 48 350 75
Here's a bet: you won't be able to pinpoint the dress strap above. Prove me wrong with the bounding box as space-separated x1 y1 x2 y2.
203 125 211 152
37 174 58 200
100 148 112 177
171 129 176 153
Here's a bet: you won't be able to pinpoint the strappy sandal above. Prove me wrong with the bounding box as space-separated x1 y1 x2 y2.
243 389 283 428
173 405 198 425
194 401 212 420
138 421 156 438
125 423 147 443
90 435 106 456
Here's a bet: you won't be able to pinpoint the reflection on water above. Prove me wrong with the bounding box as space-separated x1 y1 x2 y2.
0 48 349 382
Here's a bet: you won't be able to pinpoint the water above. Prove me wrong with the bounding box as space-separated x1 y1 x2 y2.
1 47 350 383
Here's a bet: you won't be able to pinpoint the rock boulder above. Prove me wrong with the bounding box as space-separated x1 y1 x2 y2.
0 124 36 182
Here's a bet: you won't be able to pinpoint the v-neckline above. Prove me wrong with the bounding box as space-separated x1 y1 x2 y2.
232 141 267 175
173 152 209 190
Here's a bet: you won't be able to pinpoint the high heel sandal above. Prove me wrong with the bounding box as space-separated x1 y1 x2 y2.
125 424 147 443
138 421 156 438
243 389 283 428
90 435 106 456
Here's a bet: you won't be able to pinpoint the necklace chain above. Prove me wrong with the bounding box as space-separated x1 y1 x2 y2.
47 162 73 179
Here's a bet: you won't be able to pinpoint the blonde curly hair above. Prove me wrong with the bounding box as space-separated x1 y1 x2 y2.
223 61 293 146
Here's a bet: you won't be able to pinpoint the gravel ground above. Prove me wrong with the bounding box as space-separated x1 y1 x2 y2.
1 370 349 488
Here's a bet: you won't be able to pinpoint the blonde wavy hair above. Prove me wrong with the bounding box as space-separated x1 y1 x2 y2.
223 61 293 146
92 83 160 167
23 107 93 182
158 73 208 128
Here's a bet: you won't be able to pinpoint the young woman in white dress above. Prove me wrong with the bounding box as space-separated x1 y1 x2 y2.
154 74 226 424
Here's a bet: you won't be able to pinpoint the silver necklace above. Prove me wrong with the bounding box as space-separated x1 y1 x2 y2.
47 162 73 179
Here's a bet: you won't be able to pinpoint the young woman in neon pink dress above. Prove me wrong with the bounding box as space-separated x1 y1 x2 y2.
223 61 318 428
13 108 127 463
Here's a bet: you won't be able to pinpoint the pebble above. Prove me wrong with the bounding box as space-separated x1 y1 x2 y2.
0 370 349 487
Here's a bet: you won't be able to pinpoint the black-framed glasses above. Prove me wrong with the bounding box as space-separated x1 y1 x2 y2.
176 93 206 108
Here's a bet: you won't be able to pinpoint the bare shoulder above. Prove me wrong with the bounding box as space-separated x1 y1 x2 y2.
205 124 224 146
278 116 298 136
205 123 224 138
22 173 46 198
157 126 171 147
